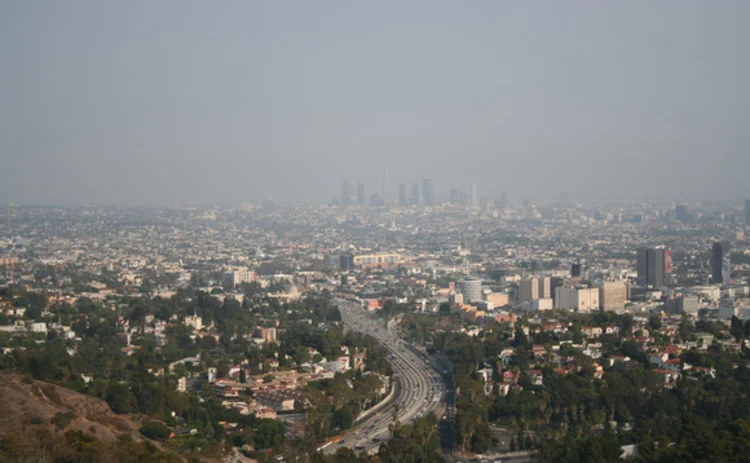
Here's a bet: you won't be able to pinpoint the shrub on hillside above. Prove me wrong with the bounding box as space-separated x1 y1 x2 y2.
51 411 75 429
139 421 170 441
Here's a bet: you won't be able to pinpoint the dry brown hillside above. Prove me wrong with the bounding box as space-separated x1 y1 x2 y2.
0 372 139 442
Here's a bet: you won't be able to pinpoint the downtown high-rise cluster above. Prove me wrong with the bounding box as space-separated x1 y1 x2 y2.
340 174 435 207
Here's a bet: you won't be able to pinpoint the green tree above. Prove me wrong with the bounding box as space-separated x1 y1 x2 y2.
332 408 354 430
254 419 284 450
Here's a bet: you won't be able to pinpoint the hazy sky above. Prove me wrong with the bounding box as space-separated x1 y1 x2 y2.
1 1 749 206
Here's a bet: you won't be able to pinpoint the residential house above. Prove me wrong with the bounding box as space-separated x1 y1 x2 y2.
581 326 603 338
652 368 681 386
660 358 681 373
527 370 543 386
695 333 715 350
648 352 669 366
592 363 604 379
583 343 603 359
604 326 620 336
503 370 520 385
499 348 515 367
531 345 547 360
497 383 511 396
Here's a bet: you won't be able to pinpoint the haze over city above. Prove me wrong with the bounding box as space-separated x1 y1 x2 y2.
4 3 750 462
2 1 750 206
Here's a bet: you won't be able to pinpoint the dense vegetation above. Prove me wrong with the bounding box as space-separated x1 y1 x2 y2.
411 310 750 462
0 287 405 461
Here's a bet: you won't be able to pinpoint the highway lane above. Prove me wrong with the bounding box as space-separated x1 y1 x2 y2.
321 298 446 455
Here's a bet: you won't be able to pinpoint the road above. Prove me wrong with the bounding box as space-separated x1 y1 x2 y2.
432 354 457 453
321 298 446 455
463 451 536 463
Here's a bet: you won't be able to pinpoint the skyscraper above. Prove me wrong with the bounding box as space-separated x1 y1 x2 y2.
470 183 478 209
339 253 354 271
423 178 434 206
711 241 731 287
519 277 539 303
599 281 627 311
341 181 354 206
501 191 507 209
571 262 581 277
550 277 564 303
675 204 689 223
410 183 420 206
382 171 391 206
538 277 551 299
357 182 365 206
745 199 750 225
637 248 670 287
398 184 407 207
450 189 465 207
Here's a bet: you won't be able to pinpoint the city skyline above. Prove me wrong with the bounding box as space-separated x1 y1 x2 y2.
2 2 750 461
2 2 750 206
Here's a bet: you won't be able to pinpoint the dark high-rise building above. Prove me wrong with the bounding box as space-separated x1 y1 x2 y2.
398 184 407 207
745 199 750 224
550 277 564 303
676 204 689 223
341 181 354 206
711 241 731 287
423 178 434 206
339 253 354 271
411 183 420 205
637 248 670 287
571 262 581 277
357 182 365 206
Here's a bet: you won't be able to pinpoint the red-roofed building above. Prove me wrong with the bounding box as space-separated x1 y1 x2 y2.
661 358 681 372
503 370 519 385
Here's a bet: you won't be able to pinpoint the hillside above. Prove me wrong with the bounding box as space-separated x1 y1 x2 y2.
0 372 137 443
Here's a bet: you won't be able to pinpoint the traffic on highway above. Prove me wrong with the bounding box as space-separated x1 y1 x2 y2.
320 298 447 455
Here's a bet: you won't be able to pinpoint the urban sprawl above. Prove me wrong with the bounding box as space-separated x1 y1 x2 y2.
1 195 750 462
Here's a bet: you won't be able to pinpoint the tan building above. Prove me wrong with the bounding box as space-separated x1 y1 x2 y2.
577 288 600 312
485 292 509 307
519 278 539 303
555 287 599 312
225 269 257 287
538 277 551 299
599 281 627 311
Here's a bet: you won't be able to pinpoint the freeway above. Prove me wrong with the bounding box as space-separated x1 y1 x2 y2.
322 298 446 455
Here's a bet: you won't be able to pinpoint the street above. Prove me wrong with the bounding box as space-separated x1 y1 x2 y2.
322 298 447 455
